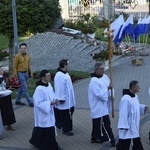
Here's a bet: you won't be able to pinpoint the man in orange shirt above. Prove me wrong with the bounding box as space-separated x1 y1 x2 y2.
13 43 33 107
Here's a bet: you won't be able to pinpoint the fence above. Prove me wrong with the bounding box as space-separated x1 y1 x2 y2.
67 0 149 19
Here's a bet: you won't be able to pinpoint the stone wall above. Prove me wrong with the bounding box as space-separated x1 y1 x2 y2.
25 32 104 72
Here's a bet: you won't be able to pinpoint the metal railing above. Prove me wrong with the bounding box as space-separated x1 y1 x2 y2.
68 0 149 19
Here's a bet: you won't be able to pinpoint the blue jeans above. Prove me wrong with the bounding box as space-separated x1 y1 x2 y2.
16 72 32 104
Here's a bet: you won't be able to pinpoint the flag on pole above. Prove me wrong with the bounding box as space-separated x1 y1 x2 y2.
118 15 134 42
113 15 124 44
134 16 150 41
144 16 150 34
104 14 124 44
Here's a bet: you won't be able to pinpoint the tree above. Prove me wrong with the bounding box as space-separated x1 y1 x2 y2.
0 0 61 74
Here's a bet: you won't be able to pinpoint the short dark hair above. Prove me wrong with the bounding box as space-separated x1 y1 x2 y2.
94 62 104 71
39 69 49 78
59 59 68 68
19 43 27 48
129 80 139 89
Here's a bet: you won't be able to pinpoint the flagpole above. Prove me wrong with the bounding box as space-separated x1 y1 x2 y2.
143 34 148 49
104 20 114 118
143 34 146 49
138 35 141 49
127 34 131 45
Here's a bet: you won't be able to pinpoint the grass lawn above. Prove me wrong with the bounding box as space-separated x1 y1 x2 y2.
0 34 9 50
0 34 30 50
96 28 150 44
11 70 90 99
0 34 90 99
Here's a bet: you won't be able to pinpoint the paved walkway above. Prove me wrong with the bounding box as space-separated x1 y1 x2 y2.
1 52 150 150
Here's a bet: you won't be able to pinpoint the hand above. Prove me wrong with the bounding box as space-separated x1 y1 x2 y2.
14 75 18 80
108 83 113 90
59 100 65 104
29 73 33 78
51 99 58 105
145 106 149 113
7 86 13 90
110 96 114 101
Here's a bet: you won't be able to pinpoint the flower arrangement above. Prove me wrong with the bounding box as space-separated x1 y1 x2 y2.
81 23 96 34
90 50 109 61
75 14 97 34
113 49 122 55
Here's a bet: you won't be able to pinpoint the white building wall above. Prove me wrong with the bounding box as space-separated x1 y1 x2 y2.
59 0 69 19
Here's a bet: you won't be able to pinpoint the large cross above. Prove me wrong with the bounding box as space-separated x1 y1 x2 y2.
104 20 115 118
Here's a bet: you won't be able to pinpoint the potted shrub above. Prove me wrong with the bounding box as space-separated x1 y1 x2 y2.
91 50 109 61
113 49 122 55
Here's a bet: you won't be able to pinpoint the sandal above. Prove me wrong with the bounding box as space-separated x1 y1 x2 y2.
6 125 16 131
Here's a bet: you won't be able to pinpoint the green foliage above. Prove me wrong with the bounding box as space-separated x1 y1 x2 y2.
91 50 109 61
0 0 61 38
95 28 107 41
64 14 107 34
0 51 9 61
0 34 30 50
0 34 9 50
11 70 90 99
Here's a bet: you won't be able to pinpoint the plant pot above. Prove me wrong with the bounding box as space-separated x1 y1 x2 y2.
87 32 95 39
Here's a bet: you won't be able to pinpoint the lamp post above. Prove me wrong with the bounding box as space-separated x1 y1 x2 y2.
12 0 18 54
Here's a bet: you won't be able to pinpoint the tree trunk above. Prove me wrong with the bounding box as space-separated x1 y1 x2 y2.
9 38 14 75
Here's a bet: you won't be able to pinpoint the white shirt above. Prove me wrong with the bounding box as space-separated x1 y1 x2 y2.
88 74 112 119
118 94 145 139
54 71 76 110
33 82 56 127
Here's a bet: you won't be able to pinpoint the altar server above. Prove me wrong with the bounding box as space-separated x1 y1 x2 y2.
54 59 76 136
29 69 62 150
117 80 148 150
88 62 116 147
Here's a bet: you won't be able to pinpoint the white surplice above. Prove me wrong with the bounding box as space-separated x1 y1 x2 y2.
118 94 145 139
33 82 56 127
88 74 113 119
54 72 76 110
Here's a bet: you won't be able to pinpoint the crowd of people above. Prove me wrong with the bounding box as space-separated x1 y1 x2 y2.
0 42 149 150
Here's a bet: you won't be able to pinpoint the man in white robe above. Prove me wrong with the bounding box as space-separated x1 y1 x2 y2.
54 59 76 136
88 62 116 147
117 80 148 150
29 69 62 150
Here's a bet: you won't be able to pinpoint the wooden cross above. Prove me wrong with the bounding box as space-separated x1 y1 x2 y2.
104 20 115 118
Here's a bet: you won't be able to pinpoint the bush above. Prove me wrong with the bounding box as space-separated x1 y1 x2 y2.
0 51 9 61
64 14 108 34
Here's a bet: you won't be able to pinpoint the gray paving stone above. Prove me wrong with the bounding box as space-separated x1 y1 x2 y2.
1 33 150 150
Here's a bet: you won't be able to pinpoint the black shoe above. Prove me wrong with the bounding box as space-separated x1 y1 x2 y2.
91 139 103 143
29 102 34 107
63 131 74 136
58 146 63 150
111 142 117 147
15 101 25 105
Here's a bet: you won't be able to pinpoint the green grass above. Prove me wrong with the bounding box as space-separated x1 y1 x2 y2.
95 28 107 41
0 34 30 50
0 34 9 50
11 70 90 99
96 28 150 43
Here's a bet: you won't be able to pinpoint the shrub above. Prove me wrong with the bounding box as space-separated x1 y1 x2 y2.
0 51 9 61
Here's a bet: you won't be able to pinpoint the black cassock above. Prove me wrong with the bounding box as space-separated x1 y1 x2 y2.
116 137 144 150
0 95 16 125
